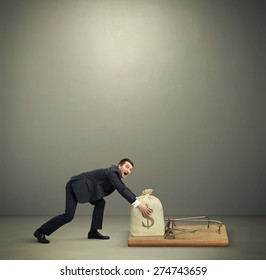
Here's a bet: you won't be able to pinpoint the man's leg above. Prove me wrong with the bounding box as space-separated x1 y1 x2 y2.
34 182 77 243
88 198 109 239
90 198 105 230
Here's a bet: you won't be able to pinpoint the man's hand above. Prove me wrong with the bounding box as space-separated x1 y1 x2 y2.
138 204 153 217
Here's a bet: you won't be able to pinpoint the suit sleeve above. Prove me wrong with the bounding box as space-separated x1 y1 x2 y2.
107 171 137 204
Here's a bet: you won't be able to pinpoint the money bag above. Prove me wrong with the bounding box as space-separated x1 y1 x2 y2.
130 189 165 236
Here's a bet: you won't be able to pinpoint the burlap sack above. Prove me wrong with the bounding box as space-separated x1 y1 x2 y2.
130 189 165 236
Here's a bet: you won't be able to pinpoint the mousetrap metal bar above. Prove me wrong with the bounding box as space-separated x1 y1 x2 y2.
164 216 223 239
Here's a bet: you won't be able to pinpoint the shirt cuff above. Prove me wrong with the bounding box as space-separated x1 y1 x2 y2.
132 199 140 207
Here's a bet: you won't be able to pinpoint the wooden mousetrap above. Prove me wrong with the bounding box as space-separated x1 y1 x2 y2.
128 216 229 247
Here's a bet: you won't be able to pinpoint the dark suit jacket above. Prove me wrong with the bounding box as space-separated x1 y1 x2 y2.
69 165 137 205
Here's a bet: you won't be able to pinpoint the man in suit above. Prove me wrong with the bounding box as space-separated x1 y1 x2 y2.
33 158 152 243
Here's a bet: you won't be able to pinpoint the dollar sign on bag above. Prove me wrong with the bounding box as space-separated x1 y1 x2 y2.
142 208 154 229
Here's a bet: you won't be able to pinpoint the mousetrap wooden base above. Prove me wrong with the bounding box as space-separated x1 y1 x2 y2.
128 224 229 247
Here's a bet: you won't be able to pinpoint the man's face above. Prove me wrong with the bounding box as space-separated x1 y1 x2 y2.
118 161 133 179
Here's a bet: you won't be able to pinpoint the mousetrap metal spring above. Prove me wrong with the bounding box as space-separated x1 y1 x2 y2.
164 216 223 239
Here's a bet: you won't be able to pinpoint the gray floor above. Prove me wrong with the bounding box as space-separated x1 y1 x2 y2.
0 215 265 260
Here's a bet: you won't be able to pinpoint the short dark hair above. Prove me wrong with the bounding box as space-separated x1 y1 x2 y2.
118 158 134 167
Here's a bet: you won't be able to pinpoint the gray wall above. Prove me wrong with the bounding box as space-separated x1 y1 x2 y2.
1 0 265 216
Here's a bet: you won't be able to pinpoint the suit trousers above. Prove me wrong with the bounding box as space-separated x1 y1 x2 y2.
40 182 106 236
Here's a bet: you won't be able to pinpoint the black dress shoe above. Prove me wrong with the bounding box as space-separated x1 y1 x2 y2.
33 229 50 244
88 231 110 240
